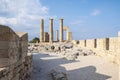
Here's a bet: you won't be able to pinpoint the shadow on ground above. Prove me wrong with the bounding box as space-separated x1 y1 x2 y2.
31 53 111 80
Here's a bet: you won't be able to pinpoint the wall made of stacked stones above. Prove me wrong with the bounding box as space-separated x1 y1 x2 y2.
0 25 32 80
86 39 94 49
79 40 85 48
79 37 120 65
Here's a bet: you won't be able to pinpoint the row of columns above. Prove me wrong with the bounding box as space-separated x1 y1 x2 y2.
40 19 64 43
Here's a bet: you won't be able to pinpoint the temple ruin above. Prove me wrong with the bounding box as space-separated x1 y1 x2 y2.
0 25 32 80
40 18 72 43
0 19 119 80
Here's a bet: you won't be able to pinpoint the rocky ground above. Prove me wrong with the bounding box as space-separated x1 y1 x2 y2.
29 42 119 80
29 42 96 60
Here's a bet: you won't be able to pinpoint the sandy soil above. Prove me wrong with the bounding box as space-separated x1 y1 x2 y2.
31 52 119 80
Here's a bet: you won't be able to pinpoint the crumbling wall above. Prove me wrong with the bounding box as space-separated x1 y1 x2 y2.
0 25 32 80
79 36 120 65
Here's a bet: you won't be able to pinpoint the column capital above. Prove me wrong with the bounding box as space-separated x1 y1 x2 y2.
40 18 44 21
49 18 54 20
59 18 64 20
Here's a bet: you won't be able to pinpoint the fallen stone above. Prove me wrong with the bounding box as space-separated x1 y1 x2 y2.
64 43 73 49
50 69 68 80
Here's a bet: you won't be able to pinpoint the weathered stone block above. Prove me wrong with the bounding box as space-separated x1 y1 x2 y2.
86 39 94 49
0 25 32 80
79 40 85 47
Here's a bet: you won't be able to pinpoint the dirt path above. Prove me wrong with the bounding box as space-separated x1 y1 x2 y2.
31 53 119 80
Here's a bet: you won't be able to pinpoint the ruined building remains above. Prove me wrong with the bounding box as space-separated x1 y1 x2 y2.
40 19 72 43
0 25 32 80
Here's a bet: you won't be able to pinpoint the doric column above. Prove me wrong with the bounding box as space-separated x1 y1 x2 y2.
56 30 59 42
49 19 53 43
59 19 63 42
40 19 44 42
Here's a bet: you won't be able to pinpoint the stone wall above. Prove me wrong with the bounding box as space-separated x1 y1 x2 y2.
79 36 120 65
86 39 94 49
0 25 32 80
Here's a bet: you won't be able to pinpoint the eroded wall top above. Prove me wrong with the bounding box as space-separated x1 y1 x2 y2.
0 25 28 68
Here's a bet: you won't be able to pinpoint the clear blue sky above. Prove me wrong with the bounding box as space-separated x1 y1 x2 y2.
0 0 120 40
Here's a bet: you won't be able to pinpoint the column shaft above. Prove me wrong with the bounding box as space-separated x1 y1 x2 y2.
59 19 63 42
40 19 44 42
49 19 53 43
66 31 69 41
68 32 72 41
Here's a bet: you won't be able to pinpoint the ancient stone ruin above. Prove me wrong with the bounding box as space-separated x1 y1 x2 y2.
38 19 120 65
0 18 120 80
40 19 72 43
0 25 32 80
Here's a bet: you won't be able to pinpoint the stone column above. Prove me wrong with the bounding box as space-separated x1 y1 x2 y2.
59 19 63 42
49 19 53 43
44 32 49 42
66 31 69 41
68 32 72 41
56 30 59 42
40 19 44 42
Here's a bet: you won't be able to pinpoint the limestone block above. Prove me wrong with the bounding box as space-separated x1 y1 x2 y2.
0 49 9 58
0 76 7 80
109 37 118 52
86 39 94 49
12 74 19 80
96 38 109 50
71 40 79 44
0 41 9 49
0 58 10 67
68 32 72 41
79 40 85 48
0 25 31 80
7 71 13 80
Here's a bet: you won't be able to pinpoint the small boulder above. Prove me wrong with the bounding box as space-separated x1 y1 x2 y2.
64 43 73 49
